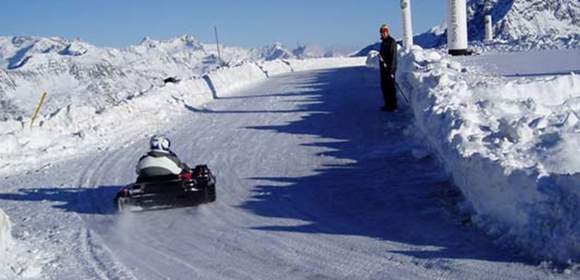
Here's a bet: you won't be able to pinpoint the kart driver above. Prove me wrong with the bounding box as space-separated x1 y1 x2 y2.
136 135 190 180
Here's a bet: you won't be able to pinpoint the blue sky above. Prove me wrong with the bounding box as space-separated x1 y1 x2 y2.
0 0 446 50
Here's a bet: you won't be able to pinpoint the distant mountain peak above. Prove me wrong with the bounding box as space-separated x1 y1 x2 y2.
414 0 580 49
138 34 203 50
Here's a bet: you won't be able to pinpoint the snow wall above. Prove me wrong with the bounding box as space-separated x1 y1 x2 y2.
0 209 11 252
392 46 579 262
0 57 364 174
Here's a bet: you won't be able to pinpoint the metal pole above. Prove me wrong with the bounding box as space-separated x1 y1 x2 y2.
401 0 414 50
214 25 223 66
484 15 493 42
447 0 468 55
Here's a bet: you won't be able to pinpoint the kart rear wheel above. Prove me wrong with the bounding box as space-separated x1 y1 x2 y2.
206 184 216 203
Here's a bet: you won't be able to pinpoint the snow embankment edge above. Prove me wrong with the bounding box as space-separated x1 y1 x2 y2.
393 47 580 263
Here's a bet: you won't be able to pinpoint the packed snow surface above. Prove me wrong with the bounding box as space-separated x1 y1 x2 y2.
395 46 580 263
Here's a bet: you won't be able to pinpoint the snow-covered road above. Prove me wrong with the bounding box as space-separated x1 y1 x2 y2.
0 67 572 279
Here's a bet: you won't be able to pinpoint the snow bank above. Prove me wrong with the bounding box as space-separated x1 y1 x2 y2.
0 74 216 174
0 208 16 277
205 63 267 98
206 58 364 98
286 57 366 72
396 46 580 262
0 209 11 252
257 60 293 77
0 208 46 278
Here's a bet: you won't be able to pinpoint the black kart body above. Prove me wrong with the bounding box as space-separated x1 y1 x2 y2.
115 165 216 212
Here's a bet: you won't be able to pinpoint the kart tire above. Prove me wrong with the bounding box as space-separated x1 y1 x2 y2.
206 184 216 203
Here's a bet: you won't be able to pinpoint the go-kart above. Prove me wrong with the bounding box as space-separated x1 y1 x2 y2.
114 165 216 212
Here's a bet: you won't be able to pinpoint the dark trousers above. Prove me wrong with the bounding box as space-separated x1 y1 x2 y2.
380 75 397 110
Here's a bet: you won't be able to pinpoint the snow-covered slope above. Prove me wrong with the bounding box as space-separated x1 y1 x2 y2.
0 36 350 122
414 0 580 50
0 34 364 176
0 35 235 122
391 46 580 263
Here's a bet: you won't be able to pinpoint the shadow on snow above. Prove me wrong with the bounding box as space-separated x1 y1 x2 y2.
222 67 530 264
0 185 122 215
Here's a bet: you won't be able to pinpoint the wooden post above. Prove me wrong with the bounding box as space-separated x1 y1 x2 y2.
30 92 47 128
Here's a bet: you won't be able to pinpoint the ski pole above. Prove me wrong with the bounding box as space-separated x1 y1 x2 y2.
394 81 410 105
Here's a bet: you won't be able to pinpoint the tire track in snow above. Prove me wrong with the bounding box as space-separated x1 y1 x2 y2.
71 145 141 280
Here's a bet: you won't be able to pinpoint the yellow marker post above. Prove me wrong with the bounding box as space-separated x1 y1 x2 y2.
30 92 48 128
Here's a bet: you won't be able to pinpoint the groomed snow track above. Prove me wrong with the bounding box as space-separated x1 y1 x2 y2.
0 66 573 279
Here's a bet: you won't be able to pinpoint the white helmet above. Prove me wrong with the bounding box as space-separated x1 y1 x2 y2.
150 135 171 153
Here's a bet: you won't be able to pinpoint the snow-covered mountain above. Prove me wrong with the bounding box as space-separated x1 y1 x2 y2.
0 35 259 75
414 0 580 50
0 35 211 122
0 35 346 72
292 44 349 59
249 42 349 61
0 35 347 122
249 42 294 61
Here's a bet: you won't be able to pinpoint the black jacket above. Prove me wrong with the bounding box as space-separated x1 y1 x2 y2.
379 36 397 77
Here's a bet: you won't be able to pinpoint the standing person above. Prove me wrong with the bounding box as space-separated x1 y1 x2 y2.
378 24 398 112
